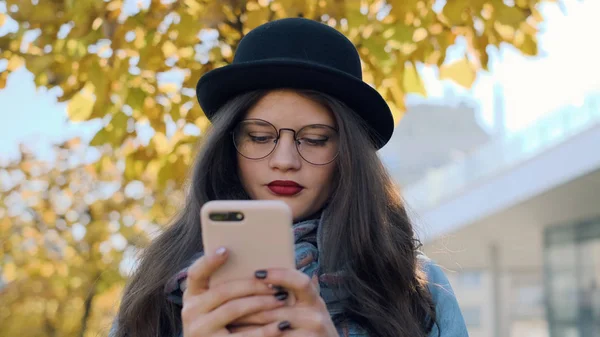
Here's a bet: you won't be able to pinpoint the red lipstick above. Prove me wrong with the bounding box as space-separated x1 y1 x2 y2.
267 180 304 196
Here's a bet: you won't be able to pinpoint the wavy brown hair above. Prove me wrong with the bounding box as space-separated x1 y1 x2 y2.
112 89 438 337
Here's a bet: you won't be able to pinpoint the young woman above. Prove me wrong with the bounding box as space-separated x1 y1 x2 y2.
111 18 468 337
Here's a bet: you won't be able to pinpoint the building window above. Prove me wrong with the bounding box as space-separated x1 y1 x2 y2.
545 216 600 337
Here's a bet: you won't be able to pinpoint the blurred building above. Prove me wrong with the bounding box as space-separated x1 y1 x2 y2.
384 91 600 337
379 92 491 187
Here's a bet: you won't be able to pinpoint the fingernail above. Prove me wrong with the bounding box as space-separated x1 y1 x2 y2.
274 291 288 301
215 247 227 256
255 270 267 279
278 321 291 331
271 285 285 292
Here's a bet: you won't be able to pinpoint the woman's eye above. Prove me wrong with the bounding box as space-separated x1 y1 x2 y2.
301 138 328 146
249 135 274 143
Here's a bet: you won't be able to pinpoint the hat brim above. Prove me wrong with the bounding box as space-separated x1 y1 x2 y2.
196 59 394 149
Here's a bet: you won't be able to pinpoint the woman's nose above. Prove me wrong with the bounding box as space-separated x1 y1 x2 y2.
268 131 302 171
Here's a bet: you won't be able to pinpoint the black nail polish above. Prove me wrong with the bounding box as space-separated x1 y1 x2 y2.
274 291 288 301
271 285 285 292
255 270 267 279
278 321 291 331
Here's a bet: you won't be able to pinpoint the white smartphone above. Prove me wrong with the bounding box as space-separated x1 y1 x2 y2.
201 200 296 301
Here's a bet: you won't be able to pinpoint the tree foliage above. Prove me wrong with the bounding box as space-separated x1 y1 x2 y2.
0 0 550 188
0 0 553 336
0 140 182 337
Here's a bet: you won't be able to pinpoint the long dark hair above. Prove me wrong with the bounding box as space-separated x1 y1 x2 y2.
113 89 437 337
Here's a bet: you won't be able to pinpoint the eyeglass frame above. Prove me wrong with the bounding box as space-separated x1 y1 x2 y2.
231 118 340 165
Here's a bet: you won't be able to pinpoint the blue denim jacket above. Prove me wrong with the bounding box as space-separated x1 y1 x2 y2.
419 254 469 337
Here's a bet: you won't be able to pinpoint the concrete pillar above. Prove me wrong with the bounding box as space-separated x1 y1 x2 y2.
490 243 502 337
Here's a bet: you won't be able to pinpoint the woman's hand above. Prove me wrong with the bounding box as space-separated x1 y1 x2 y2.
236 268 339 337
181 248 291 337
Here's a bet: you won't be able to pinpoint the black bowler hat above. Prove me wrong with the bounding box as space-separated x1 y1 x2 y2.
196 17 394 149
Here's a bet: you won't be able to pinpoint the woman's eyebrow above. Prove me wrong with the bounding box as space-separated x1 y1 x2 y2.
300 124 337 129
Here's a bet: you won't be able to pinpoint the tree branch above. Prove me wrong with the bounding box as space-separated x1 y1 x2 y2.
44 308 57 337
78 273 101 337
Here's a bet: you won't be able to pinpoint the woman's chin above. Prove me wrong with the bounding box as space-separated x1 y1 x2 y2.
253 192 318 222
258 194 303 218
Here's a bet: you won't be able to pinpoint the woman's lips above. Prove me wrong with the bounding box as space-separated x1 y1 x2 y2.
267 180 304 196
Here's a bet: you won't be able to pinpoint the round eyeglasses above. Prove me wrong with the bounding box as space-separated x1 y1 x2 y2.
232 119 339 165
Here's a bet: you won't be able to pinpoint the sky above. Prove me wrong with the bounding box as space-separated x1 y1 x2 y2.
0 0 599 162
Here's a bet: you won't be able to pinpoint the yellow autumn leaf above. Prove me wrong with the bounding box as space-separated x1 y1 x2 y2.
184 0 202 15
56 264 69 277
159 83 178 94
0 71 8 89
412 28 428 43
40 263 55 277
246 1 261 11
7 55 23 71
152 132 171 154
162 40 178 57
439 58 477 88
519 33 537 56
494 2 528 28
441 0 465 25
402 62 426 97
2 262 17 282
494 22 516 41
0 216 11 231
195 116 211 132
178 46 195 58
106 0 123 12
90 126 110 146
42 210 57 224
245 5 271 30
125 156 146 180
67 83 95 121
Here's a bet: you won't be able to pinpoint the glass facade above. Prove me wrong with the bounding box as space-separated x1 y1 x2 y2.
545 217 600 337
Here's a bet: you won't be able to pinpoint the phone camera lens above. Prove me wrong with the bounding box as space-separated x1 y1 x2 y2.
209 212 244 221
